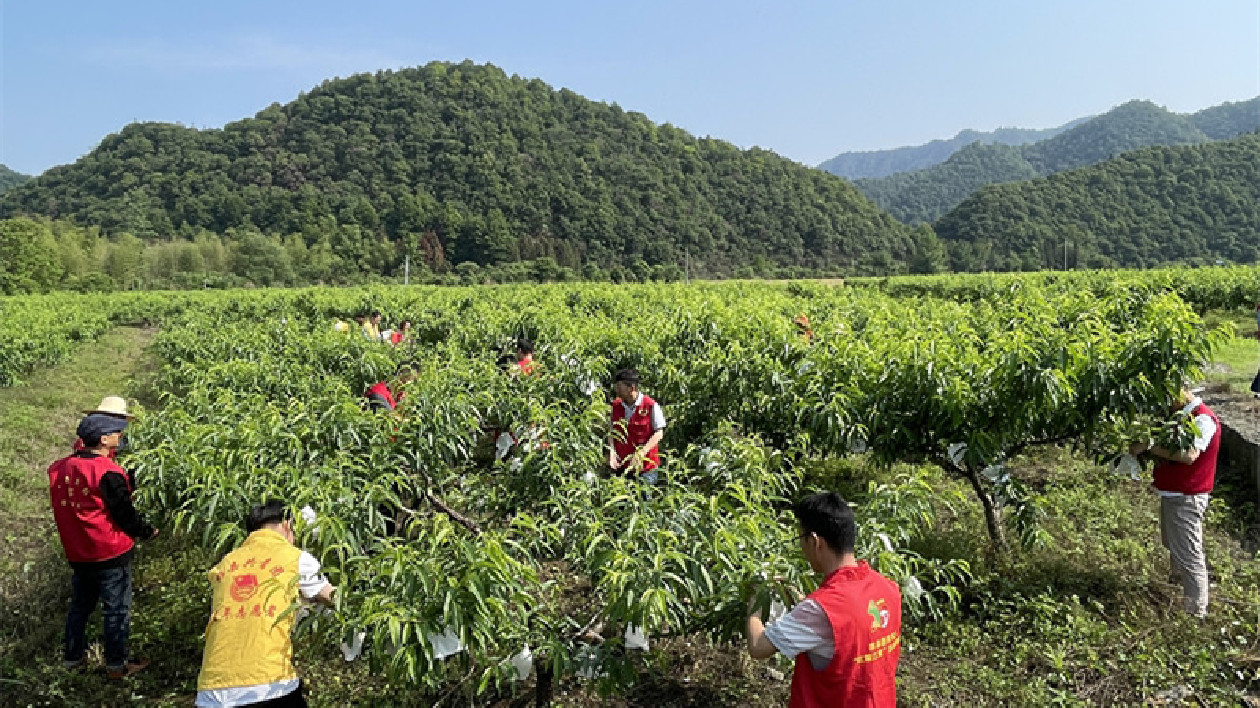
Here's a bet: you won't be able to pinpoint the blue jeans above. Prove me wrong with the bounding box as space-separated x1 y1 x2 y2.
64 561 133 668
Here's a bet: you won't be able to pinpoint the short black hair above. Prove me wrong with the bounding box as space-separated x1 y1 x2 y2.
793 492 856 554
614 368 640 386
371 311 382 318
516 338 534 355
246 500 290 532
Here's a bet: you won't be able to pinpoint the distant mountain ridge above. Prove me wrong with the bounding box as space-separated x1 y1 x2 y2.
935 132 1260 270
818 120 1087 180
851 97 1260 223
0 165 31 195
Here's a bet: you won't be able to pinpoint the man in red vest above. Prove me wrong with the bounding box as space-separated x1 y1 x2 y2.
49 413 159 679
609 368 666 484
1130 387 1220 618
747 492 902 707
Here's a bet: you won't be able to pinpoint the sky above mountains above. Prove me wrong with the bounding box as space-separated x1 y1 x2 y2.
2 0 1258 176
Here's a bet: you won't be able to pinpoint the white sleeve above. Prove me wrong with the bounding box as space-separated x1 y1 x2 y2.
1192 414 1217 452
651 402 666 431
297 551 331 599
762 599 830 658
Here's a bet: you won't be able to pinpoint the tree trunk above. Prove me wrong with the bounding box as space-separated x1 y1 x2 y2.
534 663 554 708
964 468 1007 550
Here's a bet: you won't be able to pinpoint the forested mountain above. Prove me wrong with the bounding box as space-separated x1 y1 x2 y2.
0 61 912 279
0 165 31 195
817 120 1083 180
854 98 1260 224
1189 97 1260 139
935 133 1260 271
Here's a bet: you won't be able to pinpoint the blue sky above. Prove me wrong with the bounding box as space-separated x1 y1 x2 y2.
2 0 1258 176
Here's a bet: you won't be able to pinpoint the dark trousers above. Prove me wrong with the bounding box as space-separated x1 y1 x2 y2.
1251 368 1260 394
64 561 133 668
248 682 308 707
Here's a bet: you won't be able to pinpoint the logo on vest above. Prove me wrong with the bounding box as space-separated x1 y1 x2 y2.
867 598 890 630
231 574 260 602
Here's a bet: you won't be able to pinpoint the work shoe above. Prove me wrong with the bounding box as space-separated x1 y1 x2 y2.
106 658 150 680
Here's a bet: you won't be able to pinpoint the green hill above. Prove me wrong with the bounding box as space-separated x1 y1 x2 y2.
0 61 912 277
817 121 1083 180
934 133 1260 270
0 165 31 195
854 98 1259 224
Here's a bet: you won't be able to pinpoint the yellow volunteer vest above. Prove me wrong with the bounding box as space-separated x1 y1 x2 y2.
197 529 304 691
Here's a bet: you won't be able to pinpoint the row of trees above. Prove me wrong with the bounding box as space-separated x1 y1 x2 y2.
0 216 871 295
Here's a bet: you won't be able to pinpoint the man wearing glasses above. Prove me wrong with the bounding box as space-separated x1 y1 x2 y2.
745 492 902 707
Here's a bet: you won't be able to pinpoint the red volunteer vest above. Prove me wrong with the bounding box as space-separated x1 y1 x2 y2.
789 562 901 708
516 356 535 375
611 394 660 472
1153 403 1220 495
366 382 397 409
48 454 136 563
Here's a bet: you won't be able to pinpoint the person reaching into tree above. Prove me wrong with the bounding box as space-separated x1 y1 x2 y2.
746 492 902 707
364 364 418 413
390 320 412 346
513 338 536 376
608 368 666 484
1129 386 1220 619
195 500 335 708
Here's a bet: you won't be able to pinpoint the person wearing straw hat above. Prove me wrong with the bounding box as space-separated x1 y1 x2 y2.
74 396 134 459
49 411 159 679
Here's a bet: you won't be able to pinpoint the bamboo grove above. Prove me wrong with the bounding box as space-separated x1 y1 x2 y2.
0 269 1237 701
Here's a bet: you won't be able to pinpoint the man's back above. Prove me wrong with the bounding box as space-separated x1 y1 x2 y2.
790 562 901 708
198 529 303 692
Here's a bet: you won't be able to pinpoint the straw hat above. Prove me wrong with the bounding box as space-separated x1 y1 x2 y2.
83 396 134 420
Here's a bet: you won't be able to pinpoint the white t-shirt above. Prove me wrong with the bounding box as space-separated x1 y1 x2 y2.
763 599 834 670
195 551 330 708
1157 397 1217 499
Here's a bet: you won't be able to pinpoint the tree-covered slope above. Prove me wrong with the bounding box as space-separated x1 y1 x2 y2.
0 165 31 195
1189 96 1260 140
854 98 1258 224
934 133 1260 271
0 61 912 275
848 143 1040 226
817 121 1082 180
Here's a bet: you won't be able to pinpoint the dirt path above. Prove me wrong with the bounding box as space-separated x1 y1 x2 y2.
0 327 157 697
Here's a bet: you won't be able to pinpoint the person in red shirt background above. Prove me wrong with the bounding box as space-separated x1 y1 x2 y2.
513 338 535 376
50 413 159 680
608 368 666 485
364 364 419 413
747 492 902 708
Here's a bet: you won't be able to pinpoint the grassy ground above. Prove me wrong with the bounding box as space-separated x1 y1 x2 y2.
4 321 1260 706
1202 310 1259 392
